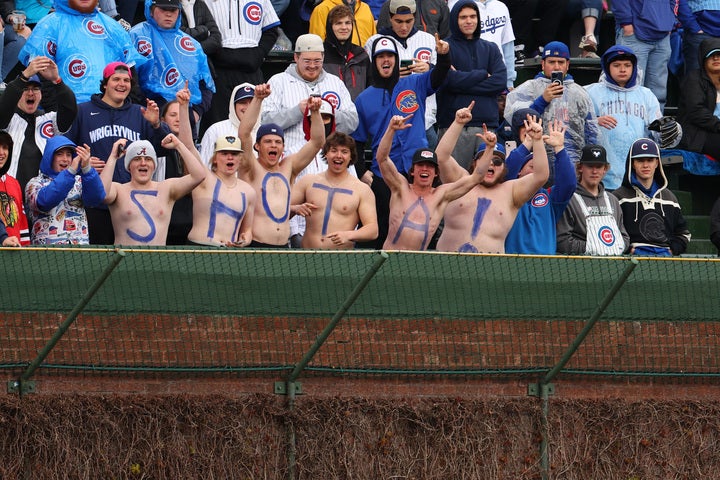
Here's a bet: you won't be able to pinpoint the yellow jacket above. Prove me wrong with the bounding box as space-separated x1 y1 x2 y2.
309 0 377 47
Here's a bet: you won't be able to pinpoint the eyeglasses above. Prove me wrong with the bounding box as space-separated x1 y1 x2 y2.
23 86 41 93
300 58 323 66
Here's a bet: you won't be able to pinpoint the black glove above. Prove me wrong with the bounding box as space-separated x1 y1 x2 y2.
649 116 682 149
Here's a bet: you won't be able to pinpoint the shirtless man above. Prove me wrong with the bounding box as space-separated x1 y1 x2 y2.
435 104 549 253
187 135 256 247
376 112 490 250
238 83 325 248
101 135 206 245
290 132 378 249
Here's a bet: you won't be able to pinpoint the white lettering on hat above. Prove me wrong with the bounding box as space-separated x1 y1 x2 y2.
421 151 433 158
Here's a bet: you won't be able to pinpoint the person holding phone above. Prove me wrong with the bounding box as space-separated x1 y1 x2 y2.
504 41 598 175
364 0 441 149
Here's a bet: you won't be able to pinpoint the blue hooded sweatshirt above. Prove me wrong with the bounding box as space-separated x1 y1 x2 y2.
24 135 106 244
19 0 147 103
130 0 215 110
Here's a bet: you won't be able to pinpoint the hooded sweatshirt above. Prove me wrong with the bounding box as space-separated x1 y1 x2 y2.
611 141 691 255
130 0 215 112
66 93 172 184
584 45 665 190
0 132 30 245
353 35 451 176
556 181 629 255
323 12 372 101
199 83 257 168
18 0 147 103
262 63 358 156
677 37 720 154
24 136 106 245
436 0 507 130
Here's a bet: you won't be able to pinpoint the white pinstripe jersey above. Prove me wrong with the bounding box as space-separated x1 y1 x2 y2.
4 112 60 179
262 68 358 155
206 0 280 48
365 30 438 128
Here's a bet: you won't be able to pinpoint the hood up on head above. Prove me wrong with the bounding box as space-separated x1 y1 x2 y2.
369 35 400 91
448 0 480 40
40 136 77 178
601 44 638 88
622 137 667 196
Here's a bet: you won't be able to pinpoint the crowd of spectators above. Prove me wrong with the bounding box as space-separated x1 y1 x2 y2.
0 0 715 255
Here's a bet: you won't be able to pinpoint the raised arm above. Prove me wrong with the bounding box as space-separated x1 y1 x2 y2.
436 101 475 183
439 126 494 203
238 83 270 179
162 133 207 200
176 81 201 164
101 139 127 205
377 114 413 192
290 96 325 179
511 116 549 208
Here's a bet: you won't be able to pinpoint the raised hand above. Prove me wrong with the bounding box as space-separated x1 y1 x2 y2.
542 119 566 148
455 100 475 125
389 114 413 131
435 32 449 55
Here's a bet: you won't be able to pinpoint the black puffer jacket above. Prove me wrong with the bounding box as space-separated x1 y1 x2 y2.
677 37 720 153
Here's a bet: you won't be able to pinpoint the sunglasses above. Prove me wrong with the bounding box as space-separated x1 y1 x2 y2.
474 152 504 167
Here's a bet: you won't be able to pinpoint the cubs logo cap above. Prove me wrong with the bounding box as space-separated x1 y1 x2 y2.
233 83 255 103
372 36 398 57
629 138 660 159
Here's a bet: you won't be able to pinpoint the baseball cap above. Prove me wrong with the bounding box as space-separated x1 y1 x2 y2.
295 34 324 53
372 36 398 57
233 83 255 103
103 61 132 79
630 138 660 159
390 0 416 14
215 135 243 153
123 140 156 171
25 74 41 86
706 48 720 58
542 41 570 60
151 0 181 9
511 107 541 138
579 144 608 164
412 148 438 166
256 123 285 143
476 142 506 160
306 98 334 117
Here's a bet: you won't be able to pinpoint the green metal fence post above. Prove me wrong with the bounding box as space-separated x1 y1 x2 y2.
534 257 639 480
284 251 388 480
8 249 126 397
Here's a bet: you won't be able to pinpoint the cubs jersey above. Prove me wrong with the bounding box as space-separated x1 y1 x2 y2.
206 0 281 48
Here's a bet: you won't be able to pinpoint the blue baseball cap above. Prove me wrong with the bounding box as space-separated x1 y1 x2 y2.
256 123 285 143
542 41 570 60
476 142 506 159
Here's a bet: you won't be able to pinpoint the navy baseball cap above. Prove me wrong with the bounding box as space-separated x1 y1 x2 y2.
256 123 285 142
630 138 660 159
